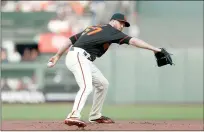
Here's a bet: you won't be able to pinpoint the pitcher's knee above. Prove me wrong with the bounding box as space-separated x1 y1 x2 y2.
102 79 109 89
84 86 93 95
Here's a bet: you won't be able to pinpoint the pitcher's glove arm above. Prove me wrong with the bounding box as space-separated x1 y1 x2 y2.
155 48 174 67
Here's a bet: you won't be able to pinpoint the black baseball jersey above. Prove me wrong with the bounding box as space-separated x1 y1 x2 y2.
69 24 132 60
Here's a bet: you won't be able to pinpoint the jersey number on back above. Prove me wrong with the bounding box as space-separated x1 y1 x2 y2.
83 26 102 36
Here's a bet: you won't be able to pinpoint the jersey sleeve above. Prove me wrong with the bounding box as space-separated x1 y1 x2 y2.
111 31 132 45
69 32 83 44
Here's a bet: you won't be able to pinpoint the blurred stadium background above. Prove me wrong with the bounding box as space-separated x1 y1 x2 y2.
1 1 203 121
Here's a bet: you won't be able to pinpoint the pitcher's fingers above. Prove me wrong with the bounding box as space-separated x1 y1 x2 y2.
49 57 54 62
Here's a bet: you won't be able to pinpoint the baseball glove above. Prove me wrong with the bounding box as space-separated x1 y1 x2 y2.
155 48 174 67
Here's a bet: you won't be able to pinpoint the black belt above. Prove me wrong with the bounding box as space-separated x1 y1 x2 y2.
69 47 95 61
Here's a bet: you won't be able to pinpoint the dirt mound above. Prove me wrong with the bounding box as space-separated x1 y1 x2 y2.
1 120 203 131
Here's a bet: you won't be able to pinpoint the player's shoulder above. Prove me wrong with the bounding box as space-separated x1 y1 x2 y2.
84 24 108 29
92 24 109 28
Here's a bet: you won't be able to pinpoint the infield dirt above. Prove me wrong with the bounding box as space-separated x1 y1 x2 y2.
1 120 203 130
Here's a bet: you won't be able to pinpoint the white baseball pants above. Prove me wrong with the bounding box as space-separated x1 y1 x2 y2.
65 47 109 121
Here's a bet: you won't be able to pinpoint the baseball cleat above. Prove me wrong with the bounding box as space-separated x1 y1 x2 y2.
89 116 115 123
64 118 87 127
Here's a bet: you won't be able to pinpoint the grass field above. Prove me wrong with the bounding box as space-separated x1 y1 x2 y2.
2 103 203 120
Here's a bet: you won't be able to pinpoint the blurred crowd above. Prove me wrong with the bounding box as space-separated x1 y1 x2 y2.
1 41 39 63
1 46 39 63
1 1 136 63
1 1 91 14
1 0 134 32
1 1 94 34
1 44 38 92
1 41 38 92
1 75 38 91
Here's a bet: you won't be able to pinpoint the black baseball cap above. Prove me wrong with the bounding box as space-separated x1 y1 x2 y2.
110 13 130 27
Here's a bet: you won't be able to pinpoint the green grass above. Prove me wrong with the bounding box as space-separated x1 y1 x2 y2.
1 103 203 120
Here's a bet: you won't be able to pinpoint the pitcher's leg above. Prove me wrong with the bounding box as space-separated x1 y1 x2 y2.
89 64 109 121
66 52 93 119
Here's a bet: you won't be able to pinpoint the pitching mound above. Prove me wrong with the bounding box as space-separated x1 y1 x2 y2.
1 120 203 131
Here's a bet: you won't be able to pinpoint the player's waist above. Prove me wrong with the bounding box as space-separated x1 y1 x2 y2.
69 46 96 61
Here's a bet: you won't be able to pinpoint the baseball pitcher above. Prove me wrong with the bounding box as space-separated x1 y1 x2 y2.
48 13 173 128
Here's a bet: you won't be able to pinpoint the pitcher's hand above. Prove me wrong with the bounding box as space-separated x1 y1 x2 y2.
47 54 60 68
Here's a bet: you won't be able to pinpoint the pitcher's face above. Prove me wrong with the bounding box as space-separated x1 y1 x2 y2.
114 20 125 31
